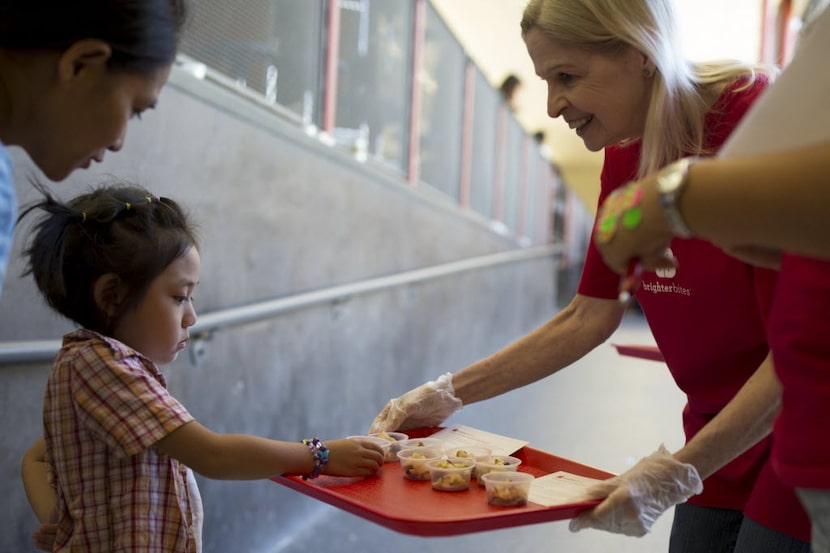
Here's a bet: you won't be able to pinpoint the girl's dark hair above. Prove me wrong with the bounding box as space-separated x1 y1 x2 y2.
19 182 199 333
0 0 188 72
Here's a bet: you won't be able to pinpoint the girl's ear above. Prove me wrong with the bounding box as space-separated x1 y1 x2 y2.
93 273 125 319
56 39 112 82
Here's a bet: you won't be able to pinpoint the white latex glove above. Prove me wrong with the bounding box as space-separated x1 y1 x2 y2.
369 373 463 432
569 444 703 537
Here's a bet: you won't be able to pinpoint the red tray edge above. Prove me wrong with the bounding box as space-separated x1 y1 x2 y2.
270 437 613 537
272 474 603 536
612 343 666 362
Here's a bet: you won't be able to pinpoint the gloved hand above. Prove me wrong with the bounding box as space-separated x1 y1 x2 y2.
369 373 463 432
569 444 703 537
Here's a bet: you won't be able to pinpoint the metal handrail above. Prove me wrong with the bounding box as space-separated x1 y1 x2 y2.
0 245 562 365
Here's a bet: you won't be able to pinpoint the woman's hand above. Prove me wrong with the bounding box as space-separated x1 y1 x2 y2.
369 373 462 432
569 445 702 537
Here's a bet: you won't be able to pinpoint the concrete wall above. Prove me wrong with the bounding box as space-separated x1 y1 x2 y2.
0 67 559 553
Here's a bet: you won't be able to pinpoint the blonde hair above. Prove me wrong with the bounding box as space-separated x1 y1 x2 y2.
521 0 775 178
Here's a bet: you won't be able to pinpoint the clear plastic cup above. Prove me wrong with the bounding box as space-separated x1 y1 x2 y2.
397 437 444 451
473 455 522 485
443 445 491 461
427 457 475 491
369 431 410 462
397 447 443 480
481 471 534 506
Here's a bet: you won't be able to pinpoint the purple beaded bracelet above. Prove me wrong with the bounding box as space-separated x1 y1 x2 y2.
301 438 329 480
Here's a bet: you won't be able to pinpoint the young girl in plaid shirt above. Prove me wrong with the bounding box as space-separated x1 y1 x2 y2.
20 184 383 552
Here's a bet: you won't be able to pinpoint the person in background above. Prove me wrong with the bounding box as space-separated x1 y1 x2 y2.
592 7 830 551
370 0 812 551
0 0 186 296
19 183 384 552
499 73 523 110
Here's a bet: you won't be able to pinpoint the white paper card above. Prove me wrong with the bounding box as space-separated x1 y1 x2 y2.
719 7 830 159
428 424 529 456
527 471 604 507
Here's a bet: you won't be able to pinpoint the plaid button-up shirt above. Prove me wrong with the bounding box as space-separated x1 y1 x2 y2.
44 329 197 552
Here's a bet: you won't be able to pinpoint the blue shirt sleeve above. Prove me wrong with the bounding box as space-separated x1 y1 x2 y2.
0 142 17 297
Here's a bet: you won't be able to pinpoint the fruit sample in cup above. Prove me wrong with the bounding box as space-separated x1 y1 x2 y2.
473 455 521 484
444 446 491 460
397 437 444 451
370 431 409 462
427 458 474 491
397 447 442 480
481 471 534 506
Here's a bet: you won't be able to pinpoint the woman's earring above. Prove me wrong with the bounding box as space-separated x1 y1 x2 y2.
643 68 654 78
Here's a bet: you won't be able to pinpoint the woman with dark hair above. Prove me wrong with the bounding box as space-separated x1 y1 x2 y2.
0 0 188 295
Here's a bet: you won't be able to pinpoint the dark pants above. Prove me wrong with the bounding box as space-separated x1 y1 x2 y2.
669 503 812 553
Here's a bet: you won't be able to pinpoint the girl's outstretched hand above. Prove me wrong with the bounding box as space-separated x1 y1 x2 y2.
321 438 384 477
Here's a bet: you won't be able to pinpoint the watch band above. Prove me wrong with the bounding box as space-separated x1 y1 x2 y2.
656 157 695 238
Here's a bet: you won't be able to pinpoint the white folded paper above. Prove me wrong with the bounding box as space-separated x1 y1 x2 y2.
719 6 830 159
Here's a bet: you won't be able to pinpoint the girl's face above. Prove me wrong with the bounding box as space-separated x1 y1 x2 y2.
27 51 171 181
524 27 653 152
113 247 200 366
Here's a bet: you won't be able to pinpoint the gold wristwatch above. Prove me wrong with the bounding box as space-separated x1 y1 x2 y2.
656 157 695 238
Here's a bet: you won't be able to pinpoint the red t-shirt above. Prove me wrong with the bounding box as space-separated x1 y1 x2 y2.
769 254 830 490
578 76 809 541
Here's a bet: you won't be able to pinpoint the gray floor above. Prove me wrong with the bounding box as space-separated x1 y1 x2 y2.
270 311 688 553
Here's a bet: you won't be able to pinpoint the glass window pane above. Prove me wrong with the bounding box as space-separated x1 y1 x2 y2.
269 0 325 121
469 69 498 219
500 116 524 230
524 145 539 240
179 0 325 123
335 0 414 171
417 3 466 199
553 178 567 243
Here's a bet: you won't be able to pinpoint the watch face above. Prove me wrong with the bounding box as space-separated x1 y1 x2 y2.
656 158 693 237
659 163 684 192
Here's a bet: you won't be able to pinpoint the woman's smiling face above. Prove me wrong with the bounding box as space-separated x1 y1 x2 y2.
524 26 653 152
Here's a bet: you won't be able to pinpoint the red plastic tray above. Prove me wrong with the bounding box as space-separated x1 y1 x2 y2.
270 428 614 536
612 343 665 362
